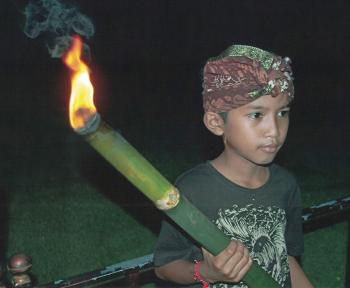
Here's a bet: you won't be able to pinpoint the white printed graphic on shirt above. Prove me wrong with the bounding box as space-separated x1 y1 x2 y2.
212 204 289 288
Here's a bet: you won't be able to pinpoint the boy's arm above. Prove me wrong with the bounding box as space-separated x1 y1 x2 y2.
288 256 314 288
155 240 252 285
155 259 197 284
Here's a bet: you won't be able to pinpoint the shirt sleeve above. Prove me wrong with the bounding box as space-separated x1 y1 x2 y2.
285 185 304 256
153 218 202 267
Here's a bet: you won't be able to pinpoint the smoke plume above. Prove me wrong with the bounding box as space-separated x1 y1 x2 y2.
23 0 95 58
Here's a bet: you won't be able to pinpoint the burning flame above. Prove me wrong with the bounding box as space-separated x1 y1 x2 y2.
63 35 96 130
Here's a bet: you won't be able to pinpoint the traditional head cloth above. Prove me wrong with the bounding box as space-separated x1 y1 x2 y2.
202 45 294 113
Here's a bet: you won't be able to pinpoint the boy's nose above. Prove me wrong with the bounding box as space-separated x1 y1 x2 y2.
264 117 279 139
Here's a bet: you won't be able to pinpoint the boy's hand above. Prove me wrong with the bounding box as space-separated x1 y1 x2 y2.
200 240 252 284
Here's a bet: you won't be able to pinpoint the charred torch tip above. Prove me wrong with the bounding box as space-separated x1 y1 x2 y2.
74 113 101 135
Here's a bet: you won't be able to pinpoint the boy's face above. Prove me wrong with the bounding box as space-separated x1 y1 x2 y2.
205 93 290 166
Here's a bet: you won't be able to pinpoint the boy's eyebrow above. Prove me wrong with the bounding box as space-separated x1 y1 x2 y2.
244 103 291 110
243 104 268 110
245 105 265 110
280 104 291 109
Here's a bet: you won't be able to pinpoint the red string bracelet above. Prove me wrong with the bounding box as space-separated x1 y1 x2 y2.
194 260 209 288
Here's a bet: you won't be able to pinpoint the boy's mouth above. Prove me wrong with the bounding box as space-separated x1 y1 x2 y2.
260 144 279 153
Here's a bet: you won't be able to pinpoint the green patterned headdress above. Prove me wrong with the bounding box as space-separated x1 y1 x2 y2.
203 44 294 113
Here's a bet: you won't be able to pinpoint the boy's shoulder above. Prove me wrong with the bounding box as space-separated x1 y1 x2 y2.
175 162 212 186
174 162 222 203
174 162 219 196
271 163 298 187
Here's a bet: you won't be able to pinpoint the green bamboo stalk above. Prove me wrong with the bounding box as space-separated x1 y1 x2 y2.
76 114 280 288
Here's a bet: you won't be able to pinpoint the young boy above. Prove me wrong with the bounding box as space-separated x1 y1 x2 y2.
153 45 313 288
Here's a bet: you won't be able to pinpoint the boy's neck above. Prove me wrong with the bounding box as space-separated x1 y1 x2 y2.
211 152 270 189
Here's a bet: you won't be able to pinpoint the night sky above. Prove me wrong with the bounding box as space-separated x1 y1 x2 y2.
1 3 350 199
1 0 350 274
2 0 350 129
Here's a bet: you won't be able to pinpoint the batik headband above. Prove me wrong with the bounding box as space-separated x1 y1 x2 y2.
202 45 294 113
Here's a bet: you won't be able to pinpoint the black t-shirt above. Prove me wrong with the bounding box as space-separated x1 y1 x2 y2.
154 162 304 288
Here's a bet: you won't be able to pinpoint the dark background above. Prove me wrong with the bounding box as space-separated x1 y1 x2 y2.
0 0 349 280
2 0 349 159
3 0 350 128
2 0 349 186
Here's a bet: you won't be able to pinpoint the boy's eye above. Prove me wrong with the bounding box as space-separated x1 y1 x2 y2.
278 109 290 117
248 112 263 119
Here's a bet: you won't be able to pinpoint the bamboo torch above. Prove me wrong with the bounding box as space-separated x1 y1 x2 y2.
63 35 280 288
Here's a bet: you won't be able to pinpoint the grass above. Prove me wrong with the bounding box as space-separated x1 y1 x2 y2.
3 136 157 283
303 223 348 288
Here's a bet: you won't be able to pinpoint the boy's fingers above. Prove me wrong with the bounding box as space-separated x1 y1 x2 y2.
220 242 244 275
219 240 238 258
214 241 251 282
225 240 239 254
211 241 239 268
202 241 251 282
227 245 252 281
232 254 253 282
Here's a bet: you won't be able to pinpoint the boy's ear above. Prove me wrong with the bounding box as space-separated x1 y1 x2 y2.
203 112 225 136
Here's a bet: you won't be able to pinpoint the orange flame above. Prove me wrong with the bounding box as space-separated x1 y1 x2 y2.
63 35 96 130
